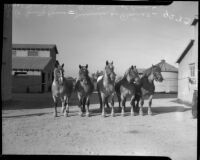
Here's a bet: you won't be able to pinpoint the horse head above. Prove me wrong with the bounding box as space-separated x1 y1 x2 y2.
151 65 163 82
54 62 64 84
124 65 140 83
79 64 90 85
104 61 116 82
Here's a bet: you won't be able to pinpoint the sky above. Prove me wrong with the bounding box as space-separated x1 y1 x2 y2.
12 2 198 78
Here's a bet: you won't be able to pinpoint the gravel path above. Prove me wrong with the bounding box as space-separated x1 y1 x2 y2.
2 94 197 160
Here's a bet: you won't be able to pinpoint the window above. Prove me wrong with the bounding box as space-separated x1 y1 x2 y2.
28 50 38 56
189 63 195 77
14 71 27 76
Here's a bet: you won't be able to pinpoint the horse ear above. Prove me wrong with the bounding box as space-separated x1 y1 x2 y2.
79 65 82 69
134 65 136 68
86 64 88 69
111 61 113 64
131 65 134 69
55 60 59 68
61 63 64 68
106 61 109 65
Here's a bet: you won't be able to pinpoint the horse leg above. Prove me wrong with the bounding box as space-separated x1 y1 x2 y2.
124 97 126 109
78 94 83 116
121 95 125 116
130 95 136 116
64 96 69 117
136 98 139 113
61 97 65 113
98 90 102 110
135 94 140 113
82 97 86 113
61 96 67 117
148 94 153 115
85 96 90 117
106 100 110 109
117 94 121 110
139 96 144 116
53 96 58 117
101 94 106 117
110 94 115 117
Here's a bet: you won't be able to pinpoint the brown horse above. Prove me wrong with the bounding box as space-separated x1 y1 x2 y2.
97 61 116 117
51 61 73 117
115 66 140 116
74 64 94 117
138 65 163 116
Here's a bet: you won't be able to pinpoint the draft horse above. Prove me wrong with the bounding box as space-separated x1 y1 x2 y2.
138 65 163 116
75 64 94 117
97 61 116 117
51 61 73 117
115 65 140 116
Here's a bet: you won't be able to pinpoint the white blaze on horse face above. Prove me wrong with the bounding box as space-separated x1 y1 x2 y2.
59 77 63 83
97 75 103 83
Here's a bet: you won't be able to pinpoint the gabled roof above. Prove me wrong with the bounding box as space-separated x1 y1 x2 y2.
176 40 194 64
156 60 178 73
12 57 52 71
12 44 58 54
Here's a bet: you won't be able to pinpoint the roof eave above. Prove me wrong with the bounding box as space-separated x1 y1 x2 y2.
191 19 198 26
176 40 194 64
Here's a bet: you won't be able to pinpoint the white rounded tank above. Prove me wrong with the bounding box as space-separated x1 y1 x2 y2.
154 71 178 93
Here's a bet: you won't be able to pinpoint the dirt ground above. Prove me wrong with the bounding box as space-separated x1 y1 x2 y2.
2 93 197 160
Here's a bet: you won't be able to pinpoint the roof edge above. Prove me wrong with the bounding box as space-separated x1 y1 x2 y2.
176 40 194 64
12 44 59 54
191 16 198 26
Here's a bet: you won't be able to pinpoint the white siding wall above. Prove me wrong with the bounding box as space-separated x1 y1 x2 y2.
154 72 178 93
178 45 197 103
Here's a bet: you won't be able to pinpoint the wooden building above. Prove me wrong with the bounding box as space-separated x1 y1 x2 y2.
12 44 58 93
2 4 12 101
176 16 198 104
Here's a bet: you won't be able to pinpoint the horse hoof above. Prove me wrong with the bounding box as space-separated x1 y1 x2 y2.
121 113 125 117
102 114 106 117
54 114 57 117
86 113 90 117
131 112 135 116
148 112 153 116
64 112 68 117
139 112 144 116
111 113 115 117
79 112 83 117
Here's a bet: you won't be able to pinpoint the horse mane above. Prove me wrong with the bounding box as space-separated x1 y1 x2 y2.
142 65 161 77
123 68 130 79
142 67 152 77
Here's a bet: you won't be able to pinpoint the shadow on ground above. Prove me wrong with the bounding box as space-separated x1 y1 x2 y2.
89 105 191 116
2 92 178 111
